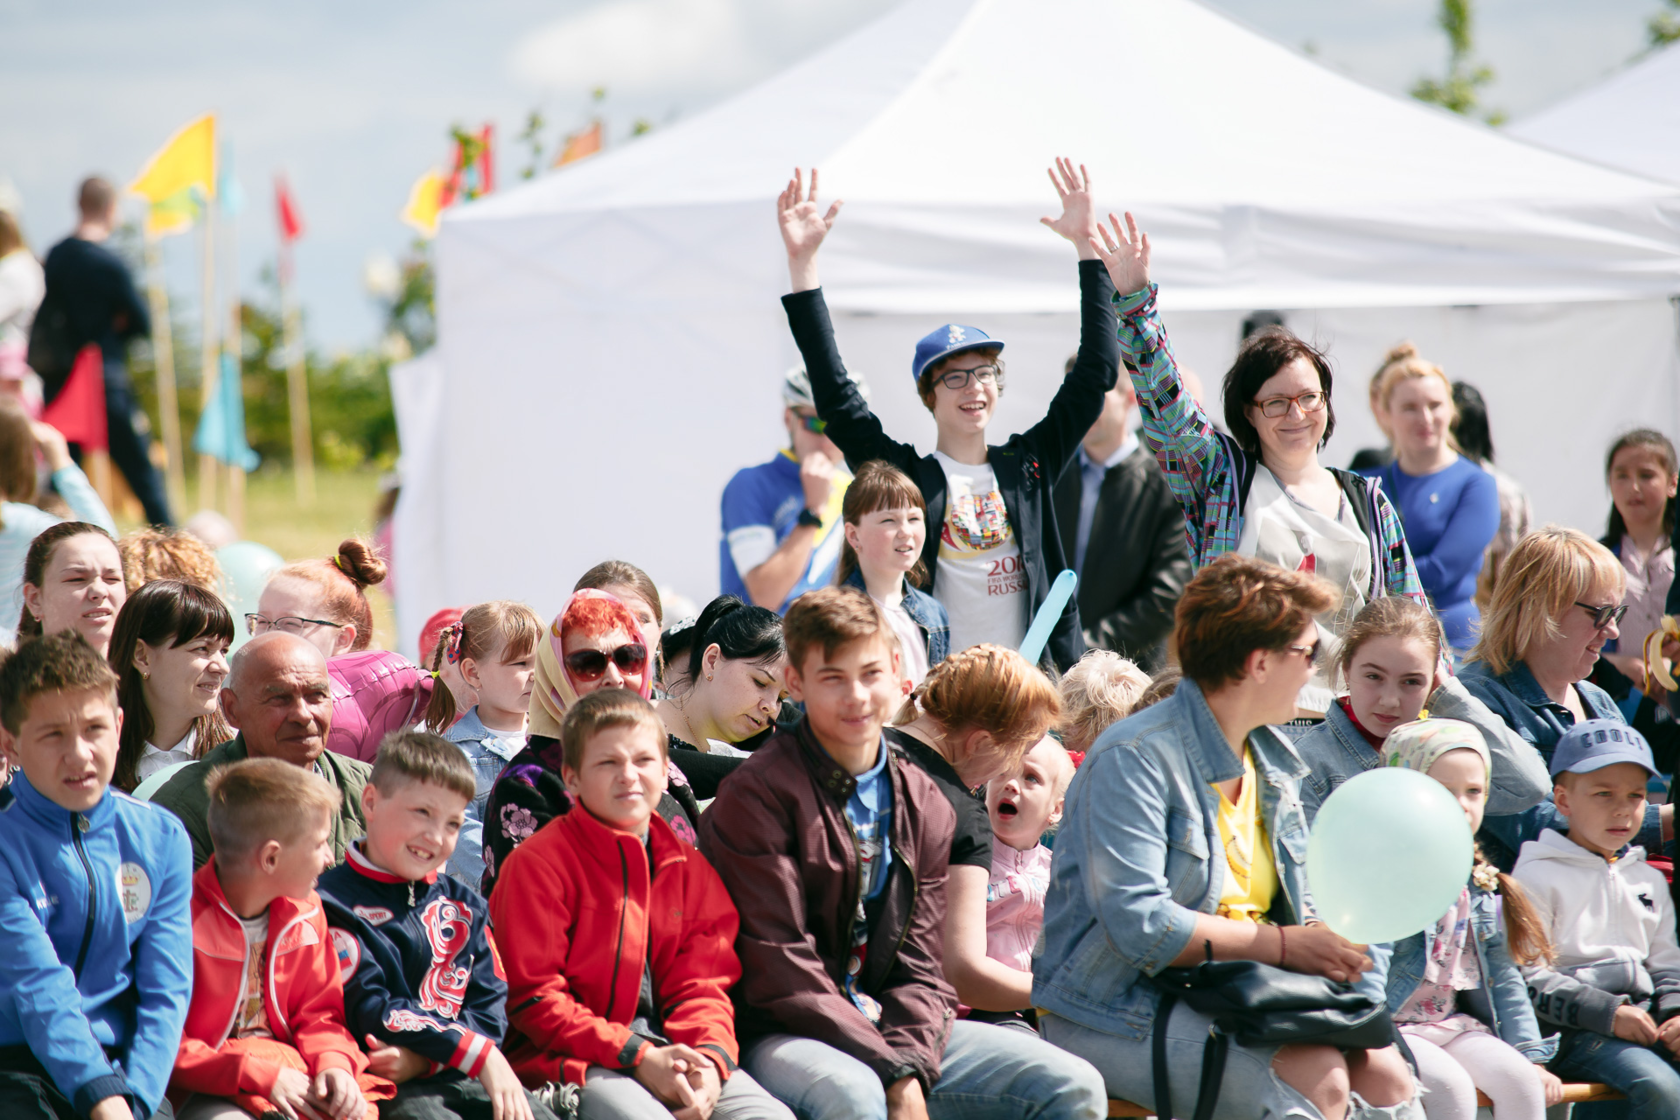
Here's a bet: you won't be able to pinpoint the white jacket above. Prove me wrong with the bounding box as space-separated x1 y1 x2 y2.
1512 829 1680 1036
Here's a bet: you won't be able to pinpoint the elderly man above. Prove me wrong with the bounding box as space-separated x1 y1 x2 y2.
152 631 370 868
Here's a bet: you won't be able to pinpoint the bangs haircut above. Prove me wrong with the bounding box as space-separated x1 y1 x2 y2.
915 347 1004 411
837 460 930 588
1469 526 1625 677
370 729 477 803
0 631 118 734
1335 595 1444 689
562 593 643 641
1221 327 1337 455
205 757 340 863
559 688 666 773
782 585 890 673
1175 554 1340 690
422 600 543 731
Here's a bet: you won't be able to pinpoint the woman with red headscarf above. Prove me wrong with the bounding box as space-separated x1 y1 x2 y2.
479 589 698 896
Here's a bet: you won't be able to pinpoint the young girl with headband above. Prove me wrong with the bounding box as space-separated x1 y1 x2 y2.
422 600 543 886
1380 720 1563 1118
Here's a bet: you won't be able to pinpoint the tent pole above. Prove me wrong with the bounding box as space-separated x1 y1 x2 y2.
197 206 219 512
142 236 187 516
281 243 315 507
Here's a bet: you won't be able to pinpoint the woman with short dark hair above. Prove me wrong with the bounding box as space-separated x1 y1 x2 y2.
1036 554 1419 1120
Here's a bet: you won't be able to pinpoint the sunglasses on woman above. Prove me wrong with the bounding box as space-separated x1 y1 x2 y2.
563 643 648 682
1575 602 1629 630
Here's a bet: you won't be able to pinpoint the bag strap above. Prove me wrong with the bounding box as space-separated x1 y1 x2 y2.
1192 1029 1228 1120
1152 991 1177 1120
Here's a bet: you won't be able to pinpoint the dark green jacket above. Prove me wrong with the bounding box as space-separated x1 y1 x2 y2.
151 735 371 869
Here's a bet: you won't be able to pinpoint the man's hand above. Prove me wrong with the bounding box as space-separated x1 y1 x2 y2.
29 421 72 473
1039 157 1099 261
270 1068 328 1120
779 168 842 292
886 1076 929 1120
670 1059 722 1120
1657 1013 1680 1056
363 1034 429 1084
1281 925 1372 984
1090 211 1151 297
799 451 835 515
87 1098 135 1120
634 1043 711 1108
479 1045 535 1120
310 1067 367 1120
1614 1003 1660 1045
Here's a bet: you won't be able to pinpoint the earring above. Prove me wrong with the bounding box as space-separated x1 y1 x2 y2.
706 674 714 681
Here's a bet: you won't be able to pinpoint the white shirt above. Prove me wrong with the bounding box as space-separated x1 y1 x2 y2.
137 727 197 781
1619 534 1674 658
874 592 931 688
932 451 1026 655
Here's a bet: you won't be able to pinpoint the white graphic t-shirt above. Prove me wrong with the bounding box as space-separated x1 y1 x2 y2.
233 913 273 1039
932 452 1026 655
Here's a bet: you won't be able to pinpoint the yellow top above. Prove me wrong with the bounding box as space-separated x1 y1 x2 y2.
1212 743 1279 924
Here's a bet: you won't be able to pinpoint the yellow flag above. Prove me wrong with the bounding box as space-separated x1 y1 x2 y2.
129 115 216 236
401 169 446 238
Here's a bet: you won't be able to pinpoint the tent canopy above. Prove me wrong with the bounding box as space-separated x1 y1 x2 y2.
1510 42 1680 187
399 0 1680 649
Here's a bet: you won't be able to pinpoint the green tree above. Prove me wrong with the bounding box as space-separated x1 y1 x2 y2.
1652 0 1680 46
1411 0 1504 125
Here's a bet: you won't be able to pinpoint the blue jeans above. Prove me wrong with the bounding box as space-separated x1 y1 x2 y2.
742 1020 1107 1120
1551 1028 1680 1120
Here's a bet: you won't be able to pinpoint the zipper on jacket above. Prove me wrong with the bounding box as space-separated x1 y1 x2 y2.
70 815 97 978
605 844 628 1022
882 850 918 976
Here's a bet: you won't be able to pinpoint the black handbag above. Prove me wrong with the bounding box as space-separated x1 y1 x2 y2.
1150 945 1395 1120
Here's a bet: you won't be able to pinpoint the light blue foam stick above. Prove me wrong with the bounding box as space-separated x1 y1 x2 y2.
1019 569 1078 667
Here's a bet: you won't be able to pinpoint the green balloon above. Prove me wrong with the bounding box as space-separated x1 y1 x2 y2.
216 541 284 651
1306 767 1472 944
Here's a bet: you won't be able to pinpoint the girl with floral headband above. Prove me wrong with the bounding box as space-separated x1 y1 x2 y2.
478 589 698 896
1380 719 1562 1119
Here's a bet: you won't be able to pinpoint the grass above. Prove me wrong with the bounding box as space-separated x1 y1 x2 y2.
116 465 399 652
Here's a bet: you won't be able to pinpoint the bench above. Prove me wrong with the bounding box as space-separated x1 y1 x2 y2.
1106 1083 1621 1116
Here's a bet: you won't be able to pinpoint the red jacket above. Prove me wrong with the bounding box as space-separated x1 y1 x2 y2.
490 804 742 1088
172 860 390 1112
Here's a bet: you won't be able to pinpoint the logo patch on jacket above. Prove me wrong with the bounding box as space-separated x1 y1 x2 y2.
330 927 361 981
118 862 151 923
418 898 473 1018
1639 890 1657 912
353 905 394 925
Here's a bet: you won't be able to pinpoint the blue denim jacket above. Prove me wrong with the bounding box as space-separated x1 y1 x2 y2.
1459 659 1662 869
1384 886 1558 1063
1033 677 1389 1039
443 707 527 886
843 568 950 666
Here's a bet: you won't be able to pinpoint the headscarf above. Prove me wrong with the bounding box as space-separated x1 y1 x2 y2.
530 588 652 739
1380 718 1491 780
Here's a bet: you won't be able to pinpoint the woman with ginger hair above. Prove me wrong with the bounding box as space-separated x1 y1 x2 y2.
248 537 385 655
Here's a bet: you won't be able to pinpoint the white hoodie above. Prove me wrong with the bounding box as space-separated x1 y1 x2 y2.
1512 829 1680 1036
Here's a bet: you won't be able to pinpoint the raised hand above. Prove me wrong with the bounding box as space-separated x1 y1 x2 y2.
1091 211 1152 296
779 168 842 292
1039 157 1099 260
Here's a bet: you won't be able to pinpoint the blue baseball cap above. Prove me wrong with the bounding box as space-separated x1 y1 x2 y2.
911 324 1005 383
1549 719 1657 779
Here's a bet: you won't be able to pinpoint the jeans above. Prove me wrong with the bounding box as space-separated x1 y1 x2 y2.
1550 1028 1680 1120
578 1066 791 1120
73 363 171 526
383 1075 564 1120
742 1019 1107 1120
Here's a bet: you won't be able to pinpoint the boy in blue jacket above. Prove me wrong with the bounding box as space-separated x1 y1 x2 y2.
319 730 555 1120
0 631 193 1120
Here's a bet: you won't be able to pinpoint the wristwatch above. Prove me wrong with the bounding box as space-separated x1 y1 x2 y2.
797 508 823 529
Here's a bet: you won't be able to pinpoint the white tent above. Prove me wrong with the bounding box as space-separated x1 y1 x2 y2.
395 0 1680 652
1509 42 1680 186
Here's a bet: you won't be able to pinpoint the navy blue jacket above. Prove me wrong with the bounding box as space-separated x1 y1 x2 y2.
319 843 508 1080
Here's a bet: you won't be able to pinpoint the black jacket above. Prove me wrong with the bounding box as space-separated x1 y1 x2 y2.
40 237 149 381
1053 444 1191 671
782 260 1118 672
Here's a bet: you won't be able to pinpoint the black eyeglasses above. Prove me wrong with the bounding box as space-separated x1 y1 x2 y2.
936 364 1002 391
794 412 828 434
246 613 339 637
1255 391 1327 419
563 643 648 682
1575 602 1629 630
1284 640 1321 666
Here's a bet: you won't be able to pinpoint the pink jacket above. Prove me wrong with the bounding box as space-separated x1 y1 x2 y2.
326 651 434 763
985 842 1053 973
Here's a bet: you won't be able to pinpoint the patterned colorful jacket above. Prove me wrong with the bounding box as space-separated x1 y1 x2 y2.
1113 283 1424 605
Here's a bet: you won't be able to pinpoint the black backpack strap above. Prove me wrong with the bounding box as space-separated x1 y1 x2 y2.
1192 1030 1229 1120
1153 991 1177 1120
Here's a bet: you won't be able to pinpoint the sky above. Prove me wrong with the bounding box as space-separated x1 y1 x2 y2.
0 0 1662 353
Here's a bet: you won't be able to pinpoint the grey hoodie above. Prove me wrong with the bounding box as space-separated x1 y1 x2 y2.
1512 829 1680 1036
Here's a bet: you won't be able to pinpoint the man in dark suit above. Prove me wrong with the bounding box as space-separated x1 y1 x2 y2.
1053 364 1191 671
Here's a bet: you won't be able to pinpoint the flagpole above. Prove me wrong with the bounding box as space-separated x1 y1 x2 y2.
280 241 315 507
197 202 219 512
142 236 186 514
224 197 244 535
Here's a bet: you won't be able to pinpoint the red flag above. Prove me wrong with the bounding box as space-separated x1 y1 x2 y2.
275 175 305 242
42 346 108 451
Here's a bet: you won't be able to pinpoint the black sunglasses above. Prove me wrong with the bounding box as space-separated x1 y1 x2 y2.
563 643 648 682
1575 602 1629 630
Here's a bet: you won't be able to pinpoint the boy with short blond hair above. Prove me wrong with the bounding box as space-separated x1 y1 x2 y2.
319 731 556 1120
0 632 193 1120
171 758 390 1120
492 691 790 1120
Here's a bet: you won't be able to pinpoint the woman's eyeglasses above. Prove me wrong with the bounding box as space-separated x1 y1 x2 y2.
1575 602 1629 630
1255 391 1327 419
936 364 1002 391
246 613 339 636
563 643 648 682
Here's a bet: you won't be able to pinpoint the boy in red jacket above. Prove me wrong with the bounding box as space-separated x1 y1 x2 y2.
490 690 791 1120
171 759 394 1120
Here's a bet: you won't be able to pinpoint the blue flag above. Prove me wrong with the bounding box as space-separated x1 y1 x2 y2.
194 353 260 470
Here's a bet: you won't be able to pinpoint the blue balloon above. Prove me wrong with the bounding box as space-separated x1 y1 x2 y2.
216 541 283 650
1306 767 1472 944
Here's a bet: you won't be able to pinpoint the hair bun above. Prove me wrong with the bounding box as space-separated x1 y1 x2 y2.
1381 341 1419 367
334 538 388 590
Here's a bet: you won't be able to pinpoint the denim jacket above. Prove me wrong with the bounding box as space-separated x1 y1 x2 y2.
1291 678 1551 824
1033 677 1389 1039
1384 886 1558 1063
1459 660 1662 869
443 707 527 886
843 568 950 667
